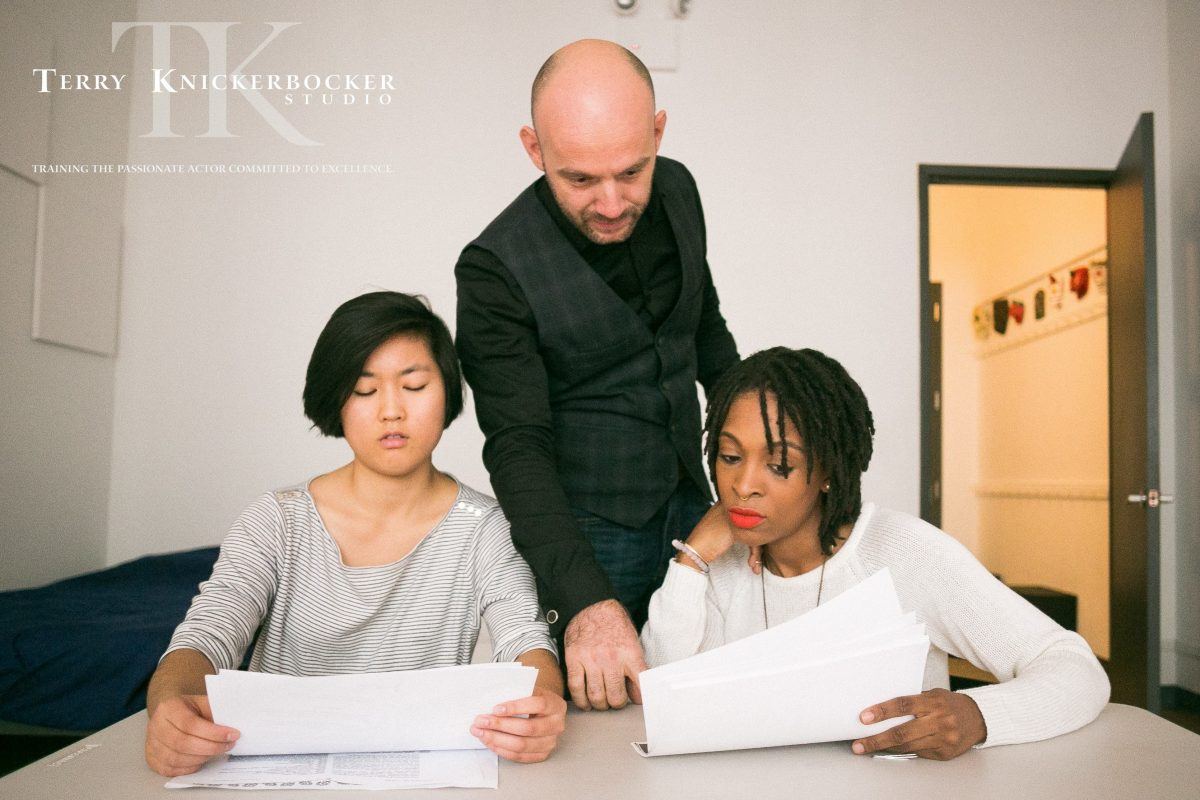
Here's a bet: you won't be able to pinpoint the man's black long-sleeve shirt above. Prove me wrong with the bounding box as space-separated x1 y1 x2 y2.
455 172 738 635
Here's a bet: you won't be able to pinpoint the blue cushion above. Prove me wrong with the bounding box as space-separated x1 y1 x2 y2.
0 548 220 731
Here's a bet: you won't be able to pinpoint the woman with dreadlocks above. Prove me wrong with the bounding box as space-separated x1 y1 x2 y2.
640 347 1109 761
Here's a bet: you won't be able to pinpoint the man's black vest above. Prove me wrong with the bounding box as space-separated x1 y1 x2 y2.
468 157 711 528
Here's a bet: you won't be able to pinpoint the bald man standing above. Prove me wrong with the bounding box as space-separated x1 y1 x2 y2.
455 40 738 711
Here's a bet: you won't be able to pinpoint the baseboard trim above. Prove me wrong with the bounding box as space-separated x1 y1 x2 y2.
1161 685 1200 712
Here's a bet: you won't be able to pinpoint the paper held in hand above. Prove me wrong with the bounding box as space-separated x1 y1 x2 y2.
635 568 929 756
206 662 537 756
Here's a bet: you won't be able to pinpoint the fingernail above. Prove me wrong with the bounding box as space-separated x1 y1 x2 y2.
226 732 238 742
226 742 236 751
470 726 481 736
493 705 506 715
852 742 865 754
474 716 488 728
861 711 874 723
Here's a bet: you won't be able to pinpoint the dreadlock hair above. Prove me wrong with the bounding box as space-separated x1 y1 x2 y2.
703 347 875 556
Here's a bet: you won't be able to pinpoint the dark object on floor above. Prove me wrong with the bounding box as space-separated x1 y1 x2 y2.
1010 585 1077 632
0 547 219 731
0 734 83 777
1161 707 1200 735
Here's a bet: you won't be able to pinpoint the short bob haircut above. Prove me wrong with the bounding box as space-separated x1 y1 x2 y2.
703 347 875 556
303 291 464 437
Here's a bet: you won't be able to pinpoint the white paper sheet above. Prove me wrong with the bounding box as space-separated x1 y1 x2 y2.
164 749 498 791
206 663 536 756
638 568 930 756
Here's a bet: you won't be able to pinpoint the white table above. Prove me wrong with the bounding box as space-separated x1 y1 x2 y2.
2 703 1197 799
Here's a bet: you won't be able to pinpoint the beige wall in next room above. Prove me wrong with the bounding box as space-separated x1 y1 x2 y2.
930 184 1109 658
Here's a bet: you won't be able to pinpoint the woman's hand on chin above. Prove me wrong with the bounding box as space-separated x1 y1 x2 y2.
681 503 747 571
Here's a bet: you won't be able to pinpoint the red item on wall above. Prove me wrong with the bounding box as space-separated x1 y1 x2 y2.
1070 267 1089 299
1009 300 1025 324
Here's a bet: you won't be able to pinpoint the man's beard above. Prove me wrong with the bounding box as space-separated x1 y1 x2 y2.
576 206 645 244
547 184 647 245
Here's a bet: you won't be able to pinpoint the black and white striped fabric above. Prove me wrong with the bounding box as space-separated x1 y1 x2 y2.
165 480 555 676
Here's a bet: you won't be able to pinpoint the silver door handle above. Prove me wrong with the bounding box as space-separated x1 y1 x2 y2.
1127 490 1175 507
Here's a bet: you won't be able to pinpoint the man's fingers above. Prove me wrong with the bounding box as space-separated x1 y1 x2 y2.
563 601 649 712
566 663 590 710
625 675 643 705
603 667 629 709
584 662 609 711
571 655 609 710
623 655 647 705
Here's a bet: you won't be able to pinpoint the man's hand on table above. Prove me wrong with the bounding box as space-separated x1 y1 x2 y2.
563 599 646 711
145 694 239 777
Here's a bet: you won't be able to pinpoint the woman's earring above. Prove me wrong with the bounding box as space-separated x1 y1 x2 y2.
822 481 831 493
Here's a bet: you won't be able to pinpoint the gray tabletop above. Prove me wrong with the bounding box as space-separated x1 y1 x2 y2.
3 703 1197 800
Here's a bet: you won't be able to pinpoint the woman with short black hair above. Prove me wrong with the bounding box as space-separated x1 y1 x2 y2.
145 291 565 777
641 347 1109 761
302 291 465 434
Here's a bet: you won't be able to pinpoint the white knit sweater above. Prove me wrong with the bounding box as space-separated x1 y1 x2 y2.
640 503 1110 748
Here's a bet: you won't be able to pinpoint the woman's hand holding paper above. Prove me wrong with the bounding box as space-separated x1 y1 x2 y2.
145 694 239 777
851 688 986 760
471 685 567 763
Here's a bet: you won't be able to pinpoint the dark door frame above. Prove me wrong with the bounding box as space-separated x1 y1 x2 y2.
917 162 1158 707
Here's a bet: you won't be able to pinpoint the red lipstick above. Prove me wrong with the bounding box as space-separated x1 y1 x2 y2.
728 506 765 530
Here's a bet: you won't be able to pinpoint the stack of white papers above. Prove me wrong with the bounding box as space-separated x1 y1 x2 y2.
166 662 536 790
637 568 929 756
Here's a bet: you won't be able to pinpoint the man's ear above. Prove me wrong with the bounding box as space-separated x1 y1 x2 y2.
519 126 546 172
653 110 667 151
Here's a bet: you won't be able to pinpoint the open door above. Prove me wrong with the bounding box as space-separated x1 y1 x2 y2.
1107 112 1162 711
918 112 1163 712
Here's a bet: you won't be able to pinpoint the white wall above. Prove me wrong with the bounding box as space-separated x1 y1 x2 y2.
51 1 1181 686
0 0 134 590
1166 0 1200 695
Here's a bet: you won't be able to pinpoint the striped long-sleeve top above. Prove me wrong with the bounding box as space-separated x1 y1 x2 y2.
166 479 556 675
